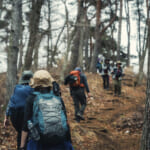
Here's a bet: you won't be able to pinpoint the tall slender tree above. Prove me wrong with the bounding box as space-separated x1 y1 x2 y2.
89 0 101 72
69 0 84 70
0 0 3 18
7 0 21 101
24 0 43 70
124 0 131 66
47 0 52 70
140 1 150 149
18 1 23 71
60 0 70 81
135 0 148 84
117 0 123 61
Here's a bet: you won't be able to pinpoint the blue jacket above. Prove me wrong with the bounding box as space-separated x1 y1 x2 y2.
6 84 33 116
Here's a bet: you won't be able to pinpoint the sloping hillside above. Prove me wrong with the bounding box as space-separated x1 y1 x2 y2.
0 72 146 150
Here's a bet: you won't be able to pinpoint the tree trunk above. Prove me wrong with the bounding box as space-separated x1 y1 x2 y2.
69 0 84 70
51 21 66 67
33 33 44 71
18 1 23 72
0 0 3 18
137 0 142 55
60 0 71 82
24 0 43 70
117 0 123 61
140 1 150 149
77 17 85 67
6 0 21 101
137 46 148 85
89 0 101 72
84 22 89 71
124 0 130 66
137 0 148 85
47 0 52 70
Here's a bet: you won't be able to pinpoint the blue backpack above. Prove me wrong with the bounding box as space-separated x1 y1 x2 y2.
32 91 68 144
7 85 33 117
10 85 33 109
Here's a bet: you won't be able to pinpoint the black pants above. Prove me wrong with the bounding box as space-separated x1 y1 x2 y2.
102 75 109 89
72 88 86 121
10 108 24 150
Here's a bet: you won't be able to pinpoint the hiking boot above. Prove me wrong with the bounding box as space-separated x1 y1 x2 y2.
118 94 121 97
76 118 80 123
114 93 117 96
77 112 85 120
73 117 81 123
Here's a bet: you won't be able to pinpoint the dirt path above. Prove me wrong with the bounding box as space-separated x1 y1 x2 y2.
0 73 146 150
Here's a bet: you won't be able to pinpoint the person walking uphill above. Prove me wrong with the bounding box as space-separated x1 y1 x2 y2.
112 61 124 96
20 70 73 150
64 67 91 123
101 58 111 90
4 70 33 150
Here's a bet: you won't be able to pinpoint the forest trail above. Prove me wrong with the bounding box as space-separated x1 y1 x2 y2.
0 72 146 150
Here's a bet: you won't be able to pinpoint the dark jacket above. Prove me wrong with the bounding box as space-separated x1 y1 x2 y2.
112 67 123 80
64 73 90 94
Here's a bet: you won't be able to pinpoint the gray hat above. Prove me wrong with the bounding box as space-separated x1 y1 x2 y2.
19 70 33 84
75 67 82 72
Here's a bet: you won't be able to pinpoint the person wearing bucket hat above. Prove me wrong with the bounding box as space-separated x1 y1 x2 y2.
4 70 34 150
20 70 73 150
112 60 124 96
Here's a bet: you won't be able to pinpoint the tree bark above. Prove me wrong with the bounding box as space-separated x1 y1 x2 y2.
24 0 43 70
84 17 90 71
6 0 21 101
136 0 142 55
136 0 148 85
60 0 71 82
0 0 3 18
117 0 123 61
89 0 101 72
18 1 23 72
124 0 130 66
140 1 150 149
69 0 84 70
47 0 52 70
33 33 44 71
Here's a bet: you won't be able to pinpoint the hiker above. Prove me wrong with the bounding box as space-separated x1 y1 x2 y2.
4 70 33 150
64 67 91 123
101 58 111 90
20 70 73 150
112 61 123 96
96 55 103 74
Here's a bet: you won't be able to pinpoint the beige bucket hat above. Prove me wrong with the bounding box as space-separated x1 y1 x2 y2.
30 70 54 88
116 60 122 65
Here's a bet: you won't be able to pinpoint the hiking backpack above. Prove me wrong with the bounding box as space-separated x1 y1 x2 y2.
32 91 68 144
10 85 33 109
7 85 33 132
69 70 84 87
